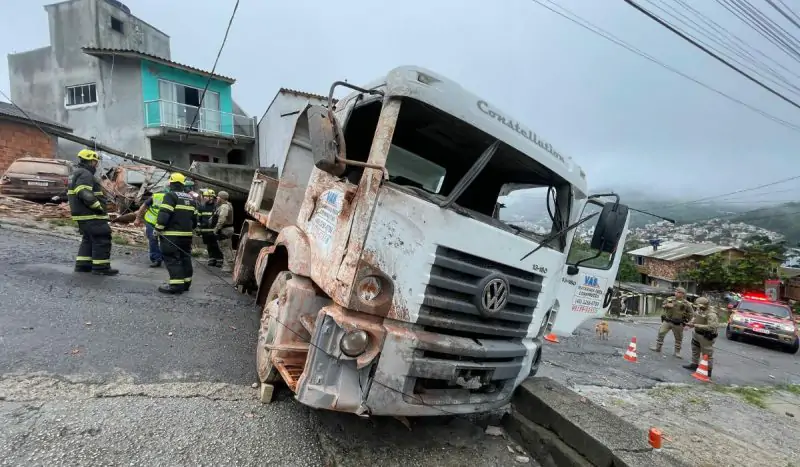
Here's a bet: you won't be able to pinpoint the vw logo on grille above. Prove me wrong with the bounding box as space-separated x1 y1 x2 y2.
476 274 509 316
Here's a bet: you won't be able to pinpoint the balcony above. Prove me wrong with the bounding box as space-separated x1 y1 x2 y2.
144 99 255 139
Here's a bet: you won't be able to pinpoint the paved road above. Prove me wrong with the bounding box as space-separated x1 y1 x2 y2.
0 226 532 466
540 318 800 389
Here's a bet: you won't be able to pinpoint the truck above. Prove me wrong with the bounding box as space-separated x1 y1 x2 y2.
233 66 631 416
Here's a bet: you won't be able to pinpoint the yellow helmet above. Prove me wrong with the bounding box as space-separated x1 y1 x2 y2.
203 188 216 197
77 149 100 161
169 172 186 184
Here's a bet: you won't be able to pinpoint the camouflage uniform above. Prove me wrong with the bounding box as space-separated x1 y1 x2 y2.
683 296 719 376
649 287 693 357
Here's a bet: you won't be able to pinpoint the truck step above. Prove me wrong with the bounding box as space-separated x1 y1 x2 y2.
265 343 309 352
299 314 317 334
273 357 306 392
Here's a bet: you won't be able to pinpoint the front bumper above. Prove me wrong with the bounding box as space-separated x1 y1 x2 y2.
728 324 797 345
295 307 539 416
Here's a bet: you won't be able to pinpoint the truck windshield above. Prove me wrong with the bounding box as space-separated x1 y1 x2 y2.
380 98 571 250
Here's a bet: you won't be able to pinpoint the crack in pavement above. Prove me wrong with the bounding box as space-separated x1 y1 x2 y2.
0 373 256 403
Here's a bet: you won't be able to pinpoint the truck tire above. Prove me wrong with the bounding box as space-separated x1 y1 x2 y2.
786 337 799 355
256 271 292 384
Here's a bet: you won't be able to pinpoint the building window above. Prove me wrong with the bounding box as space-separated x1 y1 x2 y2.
636 256 645 266
66 83 97 106
111 16 124 33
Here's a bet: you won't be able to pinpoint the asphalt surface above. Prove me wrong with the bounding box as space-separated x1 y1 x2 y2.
540 318 800 388
0 225 534 466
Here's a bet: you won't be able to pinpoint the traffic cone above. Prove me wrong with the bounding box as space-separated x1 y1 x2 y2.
623 337 638 362
544 333 559 343
648 427 662 450
691 354 711 382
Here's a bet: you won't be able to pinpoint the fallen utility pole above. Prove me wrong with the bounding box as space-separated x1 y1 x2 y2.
43 126 249 195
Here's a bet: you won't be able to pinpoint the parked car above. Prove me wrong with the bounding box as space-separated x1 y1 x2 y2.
0 157 73 201
726 293 799 354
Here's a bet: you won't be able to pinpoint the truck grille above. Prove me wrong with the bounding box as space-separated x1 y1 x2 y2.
418 245 543 339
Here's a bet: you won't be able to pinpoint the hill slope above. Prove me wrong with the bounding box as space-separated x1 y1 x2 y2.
730 202 800 244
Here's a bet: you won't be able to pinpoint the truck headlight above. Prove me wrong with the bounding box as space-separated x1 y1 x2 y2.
731 314 745 323
779 323 796 332
340 329 370 357
357 276 382 302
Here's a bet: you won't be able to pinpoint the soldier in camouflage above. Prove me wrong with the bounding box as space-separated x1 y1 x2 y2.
649 286 693 358
683 296 719 377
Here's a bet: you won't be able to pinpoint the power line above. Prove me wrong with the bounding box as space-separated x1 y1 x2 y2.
764 0 800 30
529 0 800 133
624 0 800 111
775 0 800 24
645 174 800 209
188 0 240 131
644 0 800 97
717 0 800 63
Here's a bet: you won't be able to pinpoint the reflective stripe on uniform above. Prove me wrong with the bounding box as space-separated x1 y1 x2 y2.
198 228 215 233
169 279 185 285
89 201 102 209
160 204 175 212
144 192 165 225
184 278 192 283
92 259 111 265
76 256 91 262
67 185 93 195
161 231 193 236
93 191 103 196
72 214 109 221
199 212 213 216
174 205 195 211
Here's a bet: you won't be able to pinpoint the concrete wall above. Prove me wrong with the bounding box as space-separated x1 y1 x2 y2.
8 0 166 160
0 121 59 173
257 91 327 172
149 139 230 168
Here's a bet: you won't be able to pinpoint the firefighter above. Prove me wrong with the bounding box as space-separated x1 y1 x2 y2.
649 287 693 358
154 173 198 294
184 178 200 201
69 149 117 276
683 296 719 376
134 187 168 267
197 188 223 267
214 191 235 273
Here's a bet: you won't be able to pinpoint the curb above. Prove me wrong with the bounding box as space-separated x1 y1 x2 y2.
504 378 689 467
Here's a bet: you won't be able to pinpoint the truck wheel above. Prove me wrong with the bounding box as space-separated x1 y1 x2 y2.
256 271 292 384
786 338 799 355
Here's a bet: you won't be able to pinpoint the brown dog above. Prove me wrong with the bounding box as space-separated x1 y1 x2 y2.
595 320 610 340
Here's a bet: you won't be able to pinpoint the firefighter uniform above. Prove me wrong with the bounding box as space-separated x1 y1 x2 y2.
197 189 222 266
155 173 198 294
68 149 117 276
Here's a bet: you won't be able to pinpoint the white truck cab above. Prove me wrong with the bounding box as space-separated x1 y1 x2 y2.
236 66 630 416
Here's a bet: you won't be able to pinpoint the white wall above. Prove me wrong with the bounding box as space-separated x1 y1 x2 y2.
256 91 327 173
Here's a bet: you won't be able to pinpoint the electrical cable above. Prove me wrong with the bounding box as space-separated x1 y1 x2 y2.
733 0 800 53
529 0 800 133
716 0 800 63
624 0 800 111
643 173 800 209
188 0 240 132
764 0 800 31
775 0 800 24
643 0 800 96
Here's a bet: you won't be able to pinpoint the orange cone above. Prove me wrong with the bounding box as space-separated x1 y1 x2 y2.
691 354 711 382
648 427 662 450
623 337 638 362
544 333 560 343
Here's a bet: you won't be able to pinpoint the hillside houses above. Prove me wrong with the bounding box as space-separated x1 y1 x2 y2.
627 241 746 294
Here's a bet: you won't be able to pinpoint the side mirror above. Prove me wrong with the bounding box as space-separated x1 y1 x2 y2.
590 203 629 253
307 105 345 176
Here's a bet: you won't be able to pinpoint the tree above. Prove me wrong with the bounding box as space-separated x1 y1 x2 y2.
686 248 779 292
616 254 639 283
686 253 730 291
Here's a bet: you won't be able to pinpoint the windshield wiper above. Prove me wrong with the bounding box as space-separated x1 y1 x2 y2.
519 212 599 261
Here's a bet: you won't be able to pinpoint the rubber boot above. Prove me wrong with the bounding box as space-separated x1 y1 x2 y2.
683 363 698 371
673 349 682 359
149 261 162 268
92 268 119 276
158 284 183 295
649 344 662 352
74 266 91 273
183 281 191 292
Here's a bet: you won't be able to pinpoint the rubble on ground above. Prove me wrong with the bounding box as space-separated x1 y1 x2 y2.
0 194 145 245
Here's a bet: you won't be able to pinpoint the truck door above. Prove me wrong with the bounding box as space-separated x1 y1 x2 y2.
550 200 631 336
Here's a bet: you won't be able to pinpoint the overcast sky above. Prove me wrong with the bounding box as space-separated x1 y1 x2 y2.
3 0 800 203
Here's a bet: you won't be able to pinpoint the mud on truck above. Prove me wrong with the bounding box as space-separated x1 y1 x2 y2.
233 66 631 416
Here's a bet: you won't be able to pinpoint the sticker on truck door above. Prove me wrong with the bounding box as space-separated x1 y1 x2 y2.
571 274 608 314
308 189 344 252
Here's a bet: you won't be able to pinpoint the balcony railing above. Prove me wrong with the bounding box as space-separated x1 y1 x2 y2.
144 99 255 139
